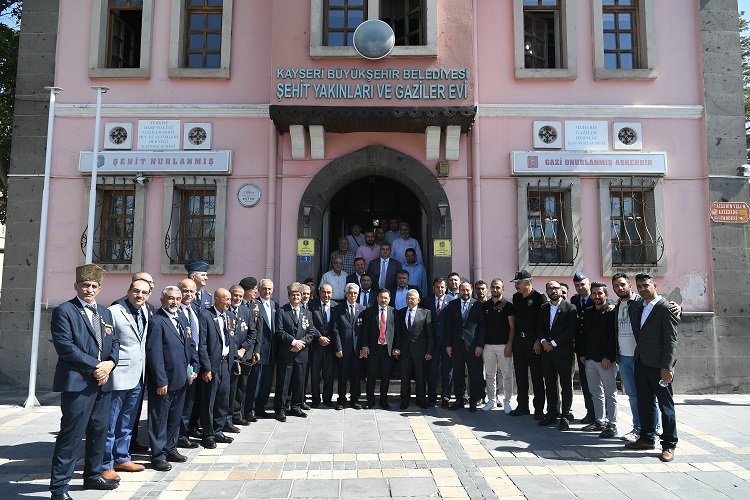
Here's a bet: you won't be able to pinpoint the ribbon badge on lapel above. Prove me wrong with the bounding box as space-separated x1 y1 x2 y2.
185 326 192 338
252 308 260 324
227 316 235 336
301 315 309 330
240 320 248 332
356 317 363 327
103 320 113 336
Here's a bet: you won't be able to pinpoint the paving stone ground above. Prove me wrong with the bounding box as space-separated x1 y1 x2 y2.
2 388 750 499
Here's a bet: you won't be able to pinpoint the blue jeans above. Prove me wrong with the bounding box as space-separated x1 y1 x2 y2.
103 383 143 469
618 354 660 432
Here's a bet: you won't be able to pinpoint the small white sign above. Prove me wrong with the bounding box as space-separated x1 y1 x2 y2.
137 120 181 150
238 183 262 207
564 121 609 151
511 151 667 175
79 150 232 174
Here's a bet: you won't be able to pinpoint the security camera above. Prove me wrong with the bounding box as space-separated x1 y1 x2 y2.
133 173 149 185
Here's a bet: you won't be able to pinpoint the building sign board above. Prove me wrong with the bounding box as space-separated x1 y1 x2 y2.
275 67 470 102
433 239 452 257
137 120 181 150
710 202 750 223
564 121 609 151
297 238 315 256
79 151 232 174
237 183 262 208
511 151 667 175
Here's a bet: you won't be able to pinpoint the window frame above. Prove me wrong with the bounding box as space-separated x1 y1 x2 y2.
513 0 576 80
161 176 227 274
598 177 666 276
592 0 656 80
516 177 582 276
310 0 438 58
169 0 234 79
82 177 147 273
89 0 154 78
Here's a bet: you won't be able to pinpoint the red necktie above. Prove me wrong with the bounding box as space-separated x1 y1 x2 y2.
379 308 386 345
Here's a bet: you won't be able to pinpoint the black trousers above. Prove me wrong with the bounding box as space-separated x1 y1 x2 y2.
275 360 306 412
50 386 111 495
513 336 546 413
337 353 361 404
310 346 335 404
148 382 186 463
452 344 484 404
400 349 427 405
635 360 678 449
366 345 393 404
200 357 230 437
245 362 275 417
541 350 574 417
180 377 201 439
231 368 250 419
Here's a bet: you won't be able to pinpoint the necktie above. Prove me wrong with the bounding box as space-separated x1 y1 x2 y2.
349 304 354 318
437 298 442 314
324 304 329 323
407 309 413 328
379 308 386 344
462 301 468 320
219 313 229 346
86 304 103 358
362 291 368 305
136 309 144 338
174 316 185 340
379 260 387 289
293 308 299 323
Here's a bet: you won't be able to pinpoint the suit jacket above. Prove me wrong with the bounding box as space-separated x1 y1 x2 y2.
537 300 578 354
357 288 377 307
145 308 198 390
198 307 237 374
424 293 450 355
193 289 213 309
444 298 485 351
308 298 338 351
362 304 399 356
108 298 150 391
331 301 365 356
255 299 278 364
275 303 316 364
366 257 402 291
629 297 679 370
179 302 202 353
229 303 257 360
51 298 119 393
346 272 364 286
396 307 434 358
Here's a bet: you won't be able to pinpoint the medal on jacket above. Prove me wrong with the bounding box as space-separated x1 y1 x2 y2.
301 316 309 330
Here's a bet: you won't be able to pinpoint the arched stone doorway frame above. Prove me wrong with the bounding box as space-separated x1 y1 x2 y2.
296 145 453 284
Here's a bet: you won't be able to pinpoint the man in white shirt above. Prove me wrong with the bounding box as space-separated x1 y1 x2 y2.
320 256 348 301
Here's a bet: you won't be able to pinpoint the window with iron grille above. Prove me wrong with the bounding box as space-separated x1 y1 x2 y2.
107 0 144 68
609 186 660 266
184 0 223 68
175 188 216 264
381 0 425 47
522 0 561 69
324 0 367 47
527 188 573 265
98 189 135 263
602 0 639 70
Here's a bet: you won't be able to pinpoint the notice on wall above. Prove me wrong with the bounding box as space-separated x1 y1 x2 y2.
138 120 181 150
511 151 667 175
710 202 750 223
564 121 609 151
433 239 452 258
297 239 315 256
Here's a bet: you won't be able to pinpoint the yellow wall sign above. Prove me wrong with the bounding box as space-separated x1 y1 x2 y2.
297 238 315 256
433 239 452 257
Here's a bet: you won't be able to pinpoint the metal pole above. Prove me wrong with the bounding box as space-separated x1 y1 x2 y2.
24 86 63 409
85 86 109 263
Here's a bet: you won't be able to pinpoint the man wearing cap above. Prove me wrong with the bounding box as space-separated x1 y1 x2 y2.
231 277 260 425
186 260 212 309
227 284 257 428
50 264 120 498
570 272 596 425
509 271 548 419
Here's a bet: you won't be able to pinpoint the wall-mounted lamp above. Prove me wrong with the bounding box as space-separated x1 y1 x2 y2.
437 200 449 236
132 172 149 186
302 201 312 237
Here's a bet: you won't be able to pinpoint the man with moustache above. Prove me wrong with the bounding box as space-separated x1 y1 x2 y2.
425 278 453 408
332 283 366 410
366 242 402 292
355 230 380 268
198 288 236 448
537 281 578 430
482 279 515 414
346 257 367 287
103 279 152 479
176 279 202 448
232 277 261 424
474 281 489 303
362 289 401 409
397 289 434 409
570 272 597 425
146 286 199 472
309 283 337 407
445 272 461 301
245 279 278 421
186 260 212 309
226 285 256 429
50 264 120 499
357 274 377 307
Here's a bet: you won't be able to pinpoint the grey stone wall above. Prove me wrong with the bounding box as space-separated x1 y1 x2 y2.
0 0 59 387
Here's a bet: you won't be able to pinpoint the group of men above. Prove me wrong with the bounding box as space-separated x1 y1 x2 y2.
48 254 680 499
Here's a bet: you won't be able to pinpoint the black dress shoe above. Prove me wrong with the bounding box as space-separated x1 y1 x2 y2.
533 410 545 420
559 417 570 431
380 401 391 410
214 433 234 443
234 417 250 426
468 403 477 413
276 411 287 422
129 442 149 453
223 423 240 433
202 439 217 449
366 400 375 409
167 451 187 462
247 413 258 423
289 408 308 418
188 428 203 439
151 460 172 472
177 437 198 449
83 477 119 490
256 410 274 419
509 407 530 417
400 403 409 410
441 399 451 408
580 413 595 425
310 401 320 408
51 492 73 500
418 402 429 409
323 400 334 407
301 402 311 411
538 414 559 426
335 403 344 410
351 402 362 410
448 402 465 410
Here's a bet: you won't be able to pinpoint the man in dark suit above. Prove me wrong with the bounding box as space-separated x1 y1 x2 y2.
332 283 365 410
145 286 199 472
445 282 485 412
424 278 454 408
245 278 278 421
570 271 596 425
198 288 236 448
366 242 402 292
362 288 400 409
50 264 120 498
186 260 212 309
233 277 261 423
346 257 367 287
275 282 316 421
624 273 680 462
537 280 578 430
357 274 377 307
309 283 337 407
226 284 257 429
397 290 434 409
176 278 202 449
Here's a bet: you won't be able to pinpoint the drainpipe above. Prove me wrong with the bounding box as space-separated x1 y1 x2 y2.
265 121 277 281
470 0 483 281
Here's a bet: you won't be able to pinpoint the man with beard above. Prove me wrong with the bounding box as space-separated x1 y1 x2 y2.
226 285 256 429
309 283 337 407
355 230 380 268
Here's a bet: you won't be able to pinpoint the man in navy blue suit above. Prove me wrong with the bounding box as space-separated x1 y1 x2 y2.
186 260 212 309
146 286 199 472
50 264 120 499
244 279 278 421
332 283 365 410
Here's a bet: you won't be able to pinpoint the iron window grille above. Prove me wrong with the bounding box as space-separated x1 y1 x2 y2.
527 179 577 265
80 178 135 264
165 178 217 264
609 178 663 266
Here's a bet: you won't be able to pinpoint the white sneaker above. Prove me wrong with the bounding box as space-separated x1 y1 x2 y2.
620 429 640 442
482 401 495 412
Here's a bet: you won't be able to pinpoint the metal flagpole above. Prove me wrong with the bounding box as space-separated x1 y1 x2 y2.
85 86 109 263
24 86 63 409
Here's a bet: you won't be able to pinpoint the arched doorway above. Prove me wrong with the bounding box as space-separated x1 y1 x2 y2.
297 145 452 285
